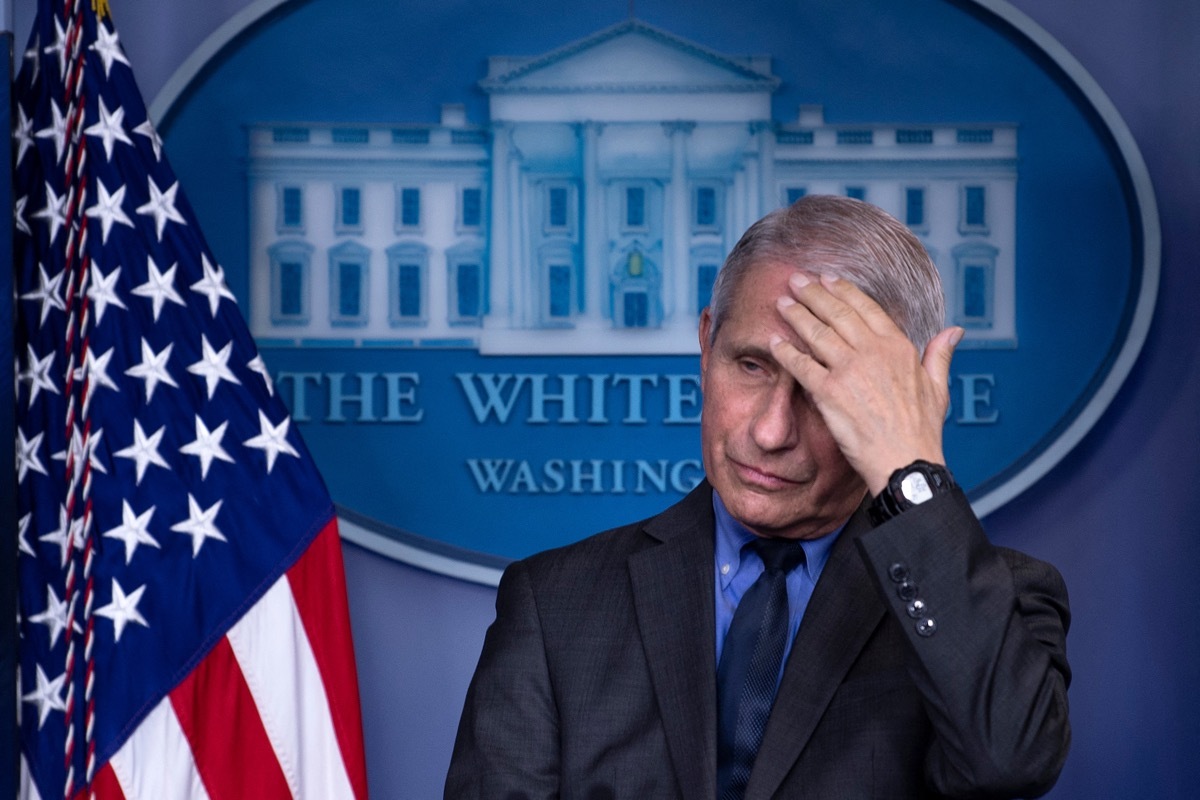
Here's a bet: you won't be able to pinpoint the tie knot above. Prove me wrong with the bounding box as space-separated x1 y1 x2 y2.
751 538 806 575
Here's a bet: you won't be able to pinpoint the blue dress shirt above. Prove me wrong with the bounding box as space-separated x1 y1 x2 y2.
713 491 843 681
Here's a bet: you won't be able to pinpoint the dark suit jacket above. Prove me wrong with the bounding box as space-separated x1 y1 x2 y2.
446 482 1071 799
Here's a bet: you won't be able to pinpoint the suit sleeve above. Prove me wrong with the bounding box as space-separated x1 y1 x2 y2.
855 488 1071 799
445 559 562 800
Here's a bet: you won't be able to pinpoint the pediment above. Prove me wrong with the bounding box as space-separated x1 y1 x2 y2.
481 19 779 94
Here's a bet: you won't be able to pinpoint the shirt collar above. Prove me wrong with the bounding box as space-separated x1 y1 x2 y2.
713 490 843 590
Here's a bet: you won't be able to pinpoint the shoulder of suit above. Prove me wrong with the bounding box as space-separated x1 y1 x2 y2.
515 481 714 578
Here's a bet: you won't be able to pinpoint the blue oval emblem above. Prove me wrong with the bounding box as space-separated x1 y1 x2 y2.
157 0 1158 582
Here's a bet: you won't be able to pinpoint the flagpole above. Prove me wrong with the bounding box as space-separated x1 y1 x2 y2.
2 3 21 797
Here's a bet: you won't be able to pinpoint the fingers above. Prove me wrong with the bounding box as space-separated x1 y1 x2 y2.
790 273 900 341
777 273 907 367
922 326 965 386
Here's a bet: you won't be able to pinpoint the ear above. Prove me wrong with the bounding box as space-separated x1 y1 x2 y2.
698 307 714 375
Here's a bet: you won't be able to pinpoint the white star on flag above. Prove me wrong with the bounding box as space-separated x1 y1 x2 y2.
33 98 67 164
191 254 237 317
187 334 242 399
124 338 179 402
114 420 171 485
134 117 163 161
103 501 161 565
89 19 132 78
39 507 87 569
16 427 48 483
18 512 37 558
131 255 186 321
84 96 133 161
52 425 108 481
22 33 39 84
22 665 67 730
244 410 301 473
82 346 121 394
247 354 275 396
32 181 68 243
19 344 60 407
13 105 35 167
170 494 227 556
135 176 187 241
27 586 71 649
42 16 69 77
15 195 30 236
20 263 66 326
86 179 135 244
87 263 128 324
94 579 150 643
179 416 236 479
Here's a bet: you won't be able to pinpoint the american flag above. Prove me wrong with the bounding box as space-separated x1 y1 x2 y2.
13 1 368 797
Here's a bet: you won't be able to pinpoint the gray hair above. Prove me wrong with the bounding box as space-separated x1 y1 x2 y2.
707 194 946 352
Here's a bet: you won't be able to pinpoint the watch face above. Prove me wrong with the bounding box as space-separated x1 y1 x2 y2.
899 471 934 505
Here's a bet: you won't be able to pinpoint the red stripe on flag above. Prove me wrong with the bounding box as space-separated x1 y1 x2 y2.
170 637 292 800
87 763 126 800
287 519 368 800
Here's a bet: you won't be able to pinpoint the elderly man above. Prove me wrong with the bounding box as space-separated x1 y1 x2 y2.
446 195 1070 800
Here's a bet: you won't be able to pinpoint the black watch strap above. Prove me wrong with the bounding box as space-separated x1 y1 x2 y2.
868 460 956 526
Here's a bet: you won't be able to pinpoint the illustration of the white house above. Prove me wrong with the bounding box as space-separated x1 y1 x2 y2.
247 19 1017 354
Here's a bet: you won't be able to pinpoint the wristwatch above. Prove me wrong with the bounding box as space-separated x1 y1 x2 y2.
868 460 956 526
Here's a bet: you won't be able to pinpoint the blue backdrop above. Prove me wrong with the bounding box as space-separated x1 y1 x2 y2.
6 0 1198 797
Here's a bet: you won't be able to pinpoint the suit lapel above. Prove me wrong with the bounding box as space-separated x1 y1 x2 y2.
746 506 886 800
628 484 718 800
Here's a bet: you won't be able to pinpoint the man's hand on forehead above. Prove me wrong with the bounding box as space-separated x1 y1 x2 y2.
769 272 964 495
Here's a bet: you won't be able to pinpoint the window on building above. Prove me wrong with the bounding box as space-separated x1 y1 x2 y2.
269 240 313 325
461 187 483 228
785 187 807 206
328 242 369 325
338 187 362 231
280 261 304 316
962 185 987 231
398 265 421 318
387 243 428 325
456 262 482 320
694 186 717 228
549 264 572 318
624 291 649 328
697 264 718 312
963 265 987 319
337 261 362 317
398 187 420 229
905 187 926 229
548 187 569 229
845 186 867 201
279 186 303 231
952 241 998 328
625 186 646 228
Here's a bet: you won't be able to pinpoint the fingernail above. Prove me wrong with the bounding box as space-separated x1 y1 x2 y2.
951 327 965 346
769 334 784 348
777 295 796 309
820 273 840 286
790 272 811 289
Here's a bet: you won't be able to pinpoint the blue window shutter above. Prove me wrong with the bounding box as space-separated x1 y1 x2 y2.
398 264 421 317
457 263 481 318
462 188 482 227
549 265 571 317
280 261 303 316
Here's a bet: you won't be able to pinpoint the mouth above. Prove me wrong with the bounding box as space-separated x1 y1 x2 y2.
729 458 804 489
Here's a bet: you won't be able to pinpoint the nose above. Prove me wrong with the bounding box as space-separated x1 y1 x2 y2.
749 377 802 452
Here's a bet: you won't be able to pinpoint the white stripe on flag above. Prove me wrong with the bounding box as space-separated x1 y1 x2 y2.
226 573 356 799
20 755 46 800
108 697 211 800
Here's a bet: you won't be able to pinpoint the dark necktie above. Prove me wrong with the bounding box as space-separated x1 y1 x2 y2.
716 537 807 800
